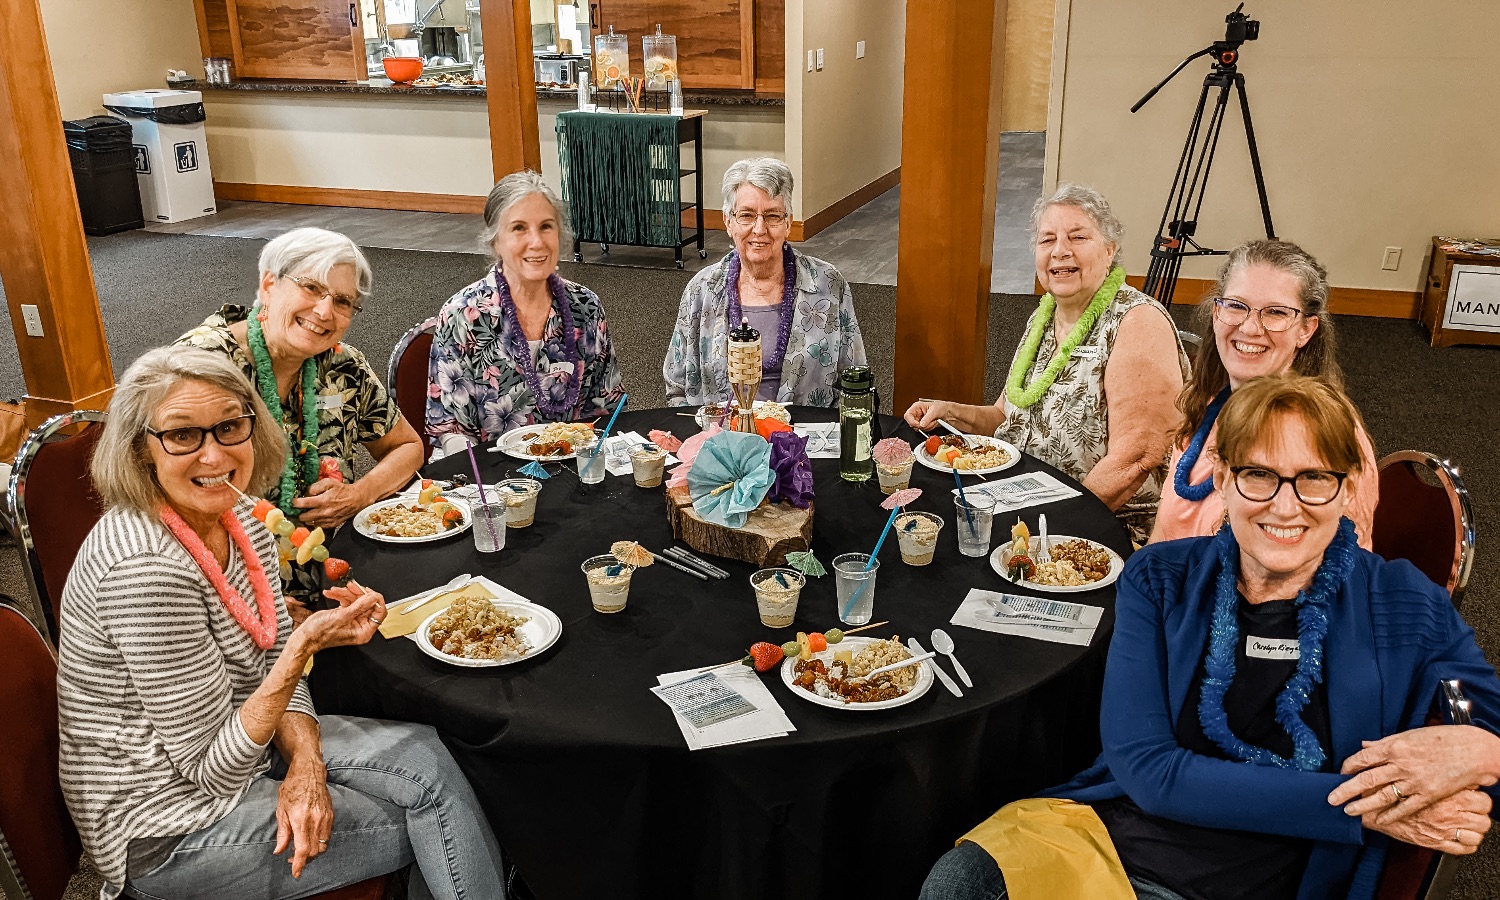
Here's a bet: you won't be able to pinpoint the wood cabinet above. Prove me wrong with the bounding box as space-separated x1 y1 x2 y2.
590 0 781 92
194 0 367 81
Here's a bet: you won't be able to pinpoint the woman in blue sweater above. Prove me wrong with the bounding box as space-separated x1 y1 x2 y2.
922 374 1500 900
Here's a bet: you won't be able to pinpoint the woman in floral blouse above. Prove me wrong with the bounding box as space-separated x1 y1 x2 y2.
427 170 625 456
663 157 866 408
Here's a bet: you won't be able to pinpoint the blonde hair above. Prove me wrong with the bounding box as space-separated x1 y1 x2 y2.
91 347 289 513
1214 373 1365 474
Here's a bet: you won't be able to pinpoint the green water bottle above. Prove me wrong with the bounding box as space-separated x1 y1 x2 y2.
838 366 875 482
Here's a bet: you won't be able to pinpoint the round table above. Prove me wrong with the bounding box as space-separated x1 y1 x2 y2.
309 408 1133 900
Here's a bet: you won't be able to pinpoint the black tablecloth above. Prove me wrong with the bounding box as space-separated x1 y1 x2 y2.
309 408 1132 900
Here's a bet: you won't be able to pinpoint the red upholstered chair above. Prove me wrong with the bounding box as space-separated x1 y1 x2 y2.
1370 451 1475 610
388 317 438 462
5 410 107 645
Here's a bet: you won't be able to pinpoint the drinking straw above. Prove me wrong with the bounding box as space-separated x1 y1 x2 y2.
583 393 629 476
954 469 975 530
839 506 901 621
464 440 501 548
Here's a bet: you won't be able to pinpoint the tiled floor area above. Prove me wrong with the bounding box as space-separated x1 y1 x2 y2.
147 132 1046 293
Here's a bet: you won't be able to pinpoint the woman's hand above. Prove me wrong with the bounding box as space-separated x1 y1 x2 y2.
903 400 1004 435
1362 788 1492 855
1328 726 1500 823
903 399 949 431
284 596 312 628
274 759 333 878
292 478 367 528
301 580 385 651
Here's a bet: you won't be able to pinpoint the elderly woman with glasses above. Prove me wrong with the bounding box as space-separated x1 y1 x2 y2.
1150 240 1378 547
427 170 625 456
663 156 867 408
921 374 1500 900
58 347 507 900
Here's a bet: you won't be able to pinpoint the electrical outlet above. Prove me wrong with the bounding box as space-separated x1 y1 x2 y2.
21 304 44 337
816 48 824 70
807 49 815 72
1381 246 1402 271
856 40 866 59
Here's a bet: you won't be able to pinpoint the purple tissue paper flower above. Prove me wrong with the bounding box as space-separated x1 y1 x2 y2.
767 430 815 509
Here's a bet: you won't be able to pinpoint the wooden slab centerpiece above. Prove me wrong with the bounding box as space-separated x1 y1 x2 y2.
665 485 813 568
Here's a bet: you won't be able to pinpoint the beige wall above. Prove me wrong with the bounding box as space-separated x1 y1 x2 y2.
794 0 905 218
1051 0 1500 295
40 0 203 120
1000 0 1054 131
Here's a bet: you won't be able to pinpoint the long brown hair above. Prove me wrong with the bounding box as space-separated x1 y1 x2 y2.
1175 240 1343 446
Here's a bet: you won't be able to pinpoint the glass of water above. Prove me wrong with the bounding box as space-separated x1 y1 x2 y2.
953 493 997 558
574 429 606 484
471 501 506 553
832 552 879 626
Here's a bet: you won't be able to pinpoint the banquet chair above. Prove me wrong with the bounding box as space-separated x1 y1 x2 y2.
1177 329 1201 364
1370 451 1475 610
1373 680 1472 900
5 409 107 645
388 317 438 461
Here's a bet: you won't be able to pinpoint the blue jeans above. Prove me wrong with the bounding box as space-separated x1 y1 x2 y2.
123 716 506 900
920 840 1187 900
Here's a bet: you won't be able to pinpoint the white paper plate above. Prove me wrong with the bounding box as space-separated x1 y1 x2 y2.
694 400 793 429
915 435 1022 476
415 598 562 668
780 636 934 711
353 496 472 544
495 423 597 462
989 535 1124 593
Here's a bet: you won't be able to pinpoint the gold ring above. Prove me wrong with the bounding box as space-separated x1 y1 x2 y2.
1455 829 1464 843
1391 784 1406 802
319 839 329 844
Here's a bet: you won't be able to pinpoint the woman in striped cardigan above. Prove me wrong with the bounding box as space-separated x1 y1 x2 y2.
56 347 507 900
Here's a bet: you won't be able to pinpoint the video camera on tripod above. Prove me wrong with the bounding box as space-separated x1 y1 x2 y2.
1132 4 1273 305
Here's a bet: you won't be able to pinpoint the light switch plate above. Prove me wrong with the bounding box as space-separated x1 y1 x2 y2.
21 304 43 337
1381 246 1402 271
856 40 866 59
816 48 825 70
807 49 815 72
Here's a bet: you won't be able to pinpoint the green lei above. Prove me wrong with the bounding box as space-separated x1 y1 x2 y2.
247 312 320 518
1005 265 1126 409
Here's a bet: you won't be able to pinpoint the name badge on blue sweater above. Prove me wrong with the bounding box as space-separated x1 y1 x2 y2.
1246 636 1300 660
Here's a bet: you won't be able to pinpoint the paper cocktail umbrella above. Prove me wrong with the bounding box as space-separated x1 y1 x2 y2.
519 461 553 479
648 429 683 453
610 540 655 568
784 550 826 578
872 438 914 467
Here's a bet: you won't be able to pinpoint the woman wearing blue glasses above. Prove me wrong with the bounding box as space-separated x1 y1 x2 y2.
1150 241 1377 546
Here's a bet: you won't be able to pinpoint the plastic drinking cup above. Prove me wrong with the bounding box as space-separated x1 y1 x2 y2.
750 568 805 628
496 478 541 527
575 429 606 484
876 458 915 495
894 511 944 566
630 446 667 487
471 501 506 553
954 494 997 558
582 554 634 613
833 552 879 626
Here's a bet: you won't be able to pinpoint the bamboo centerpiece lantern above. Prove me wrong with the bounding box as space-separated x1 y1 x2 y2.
726 317 761 433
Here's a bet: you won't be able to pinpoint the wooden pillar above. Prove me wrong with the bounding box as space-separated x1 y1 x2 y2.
893 0 1007 410
482 0 542 179
0 0 114 426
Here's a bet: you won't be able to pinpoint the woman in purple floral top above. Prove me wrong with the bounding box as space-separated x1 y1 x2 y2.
427 171 625 456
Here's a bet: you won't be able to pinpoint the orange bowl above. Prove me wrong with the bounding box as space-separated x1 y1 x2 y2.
383 56 424 84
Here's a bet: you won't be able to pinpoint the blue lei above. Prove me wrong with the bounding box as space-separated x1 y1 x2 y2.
1197 516 1358 771
1174 386 1232 502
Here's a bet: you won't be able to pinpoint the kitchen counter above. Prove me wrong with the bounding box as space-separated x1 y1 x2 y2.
174 78 784 106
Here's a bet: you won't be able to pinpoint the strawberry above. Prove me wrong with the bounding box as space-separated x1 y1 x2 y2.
924 436 942 456
742 641 785 673
806 632 828 653
319 456 345 483
1007 554 1036 580
323 557 351 582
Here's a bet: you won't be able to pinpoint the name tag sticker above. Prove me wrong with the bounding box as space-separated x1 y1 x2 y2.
1246 636 1300 660
316 393 343 410
1070 344 1102 361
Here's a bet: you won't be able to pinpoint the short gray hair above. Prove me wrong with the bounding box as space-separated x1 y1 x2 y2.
259 228 374 300
91 347 289 515
721 157 795 220
480 170 572 255
1030 183 1124 266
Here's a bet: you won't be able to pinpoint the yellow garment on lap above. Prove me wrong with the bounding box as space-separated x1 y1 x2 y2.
959 798 1134 900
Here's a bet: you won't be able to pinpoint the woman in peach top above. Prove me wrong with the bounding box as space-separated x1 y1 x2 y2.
1150 240 1378 547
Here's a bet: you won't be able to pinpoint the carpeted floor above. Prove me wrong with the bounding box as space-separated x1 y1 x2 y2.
1 230 1498 899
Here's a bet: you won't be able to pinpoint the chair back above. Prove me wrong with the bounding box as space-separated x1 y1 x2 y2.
0 599 80 900
1177 329 1202 364
1370 451 1475 609
5 411 107 644
388 318 438 461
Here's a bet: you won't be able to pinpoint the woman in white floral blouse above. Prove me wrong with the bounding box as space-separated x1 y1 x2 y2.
663 157 867 408
427 171 625 457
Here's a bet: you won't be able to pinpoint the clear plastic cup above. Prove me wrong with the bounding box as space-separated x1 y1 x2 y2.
876 458 915 495
471 501 506 553
698 403 731 430
497 478 541 527
894 511 944 566
630 446 667 487
582 554 634 613
954 493 997 558
833 552 879 626
750 567 805 628
574 429 606 484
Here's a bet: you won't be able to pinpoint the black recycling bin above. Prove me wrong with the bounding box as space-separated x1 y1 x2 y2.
63 116 144 236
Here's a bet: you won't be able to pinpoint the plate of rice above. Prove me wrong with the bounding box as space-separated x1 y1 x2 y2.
354 496 472 544
496 422 600 462
915 434 1021 476
989 535 1124 593
780 636 934 710
416 596 562 668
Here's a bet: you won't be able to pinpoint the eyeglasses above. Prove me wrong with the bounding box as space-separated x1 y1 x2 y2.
730 209 789 228
1212 297 1304 332
1230 465 1347 505
290 275 363 316
147 413 257 456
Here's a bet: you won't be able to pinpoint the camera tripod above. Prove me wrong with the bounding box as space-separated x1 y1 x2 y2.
1132 5 1275 305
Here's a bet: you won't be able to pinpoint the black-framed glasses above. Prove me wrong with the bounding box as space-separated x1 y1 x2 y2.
289 275 363 316
1231 465 1347 505
147 413 257 456
1212 297 1304 332
730 209 789 228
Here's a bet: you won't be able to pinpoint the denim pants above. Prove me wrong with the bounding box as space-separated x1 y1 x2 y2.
920 840 1188 900
123 716 507 900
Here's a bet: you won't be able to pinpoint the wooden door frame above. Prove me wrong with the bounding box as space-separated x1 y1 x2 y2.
482 0 542 178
